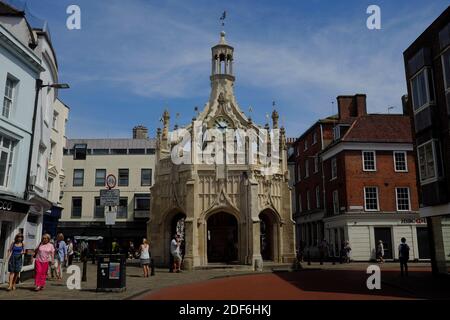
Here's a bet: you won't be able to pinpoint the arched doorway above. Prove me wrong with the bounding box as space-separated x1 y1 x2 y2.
207 212 238 263
168 212 186 270
259 210 278 261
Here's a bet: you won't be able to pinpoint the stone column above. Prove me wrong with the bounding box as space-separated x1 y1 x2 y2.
427 216 448 275
248 178 263 270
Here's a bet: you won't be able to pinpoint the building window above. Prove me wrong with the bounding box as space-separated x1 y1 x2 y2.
312 132 318 145
332 190 339 215
3 76 17 118
443 50 450 91
364 187 379 211
71 197 82 218
394 151 408 172
304 139 308 151
141 169 152 186
36 146 46 187
333 126 340 140
306 190 311 211
362 151 376 171
134 193 150 218
117 197 128 219
396 188 411 212
304 159 309 178
296 164 301 182
95 169 106 187
314 155 319 173
52 111 58 130
0 135 15 188
315 186 321 209
417 140 437 183
73 169 84 187
410 68 435 112
74 144 87 160
118 169 129 186
298 193 302 213
331 157 337 180
94 197 105 218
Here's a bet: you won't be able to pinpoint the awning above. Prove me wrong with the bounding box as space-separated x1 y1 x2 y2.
74 236 104 241
44 205 63 218
0 195 33 214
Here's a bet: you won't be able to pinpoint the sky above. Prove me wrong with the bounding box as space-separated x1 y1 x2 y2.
11 0 450 139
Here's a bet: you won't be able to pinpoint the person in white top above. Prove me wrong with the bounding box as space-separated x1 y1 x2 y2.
171 234 182 273
140 238 151 278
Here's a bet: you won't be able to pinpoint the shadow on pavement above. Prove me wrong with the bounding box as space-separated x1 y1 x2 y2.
274 269 450 300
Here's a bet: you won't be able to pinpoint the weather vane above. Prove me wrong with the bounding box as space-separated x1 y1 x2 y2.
220 11 227 28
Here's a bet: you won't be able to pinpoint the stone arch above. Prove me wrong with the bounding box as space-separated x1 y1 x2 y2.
259 208 282 262
161 208 187 267
206 211 239 263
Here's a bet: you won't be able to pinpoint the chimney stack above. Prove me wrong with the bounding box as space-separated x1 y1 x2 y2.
337 94 367 121
133 125 148 139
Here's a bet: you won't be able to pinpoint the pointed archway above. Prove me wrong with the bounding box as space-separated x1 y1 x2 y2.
259 209 281 262
207 212 238 263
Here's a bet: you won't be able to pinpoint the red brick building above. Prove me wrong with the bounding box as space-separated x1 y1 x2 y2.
294 94 427 261
292 116 335 256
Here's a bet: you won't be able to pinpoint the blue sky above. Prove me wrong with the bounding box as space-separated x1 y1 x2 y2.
15 0 450 138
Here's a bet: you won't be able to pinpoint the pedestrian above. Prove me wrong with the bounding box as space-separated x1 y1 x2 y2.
399 237 410 277
318 239 328 265
139 238 151 277
48 237 56 280
344 240 352 263
6 233 25 291
128 241 135 259
170 234 182 273
339 241 346 264
67 238 74 266
112 239 119 254
377 240 385 263
55 233 68 280
33 234 55 291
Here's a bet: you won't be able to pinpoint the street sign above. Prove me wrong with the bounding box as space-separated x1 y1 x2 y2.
100 189 120 207
105 207 117 225
106 174 117 189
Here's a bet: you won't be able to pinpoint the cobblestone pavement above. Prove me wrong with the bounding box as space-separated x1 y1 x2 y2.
1 261 447 300
0 262 256 300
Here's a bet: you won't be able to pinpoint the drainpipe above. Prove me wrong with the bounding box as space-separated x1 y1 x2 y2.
25 79 43 201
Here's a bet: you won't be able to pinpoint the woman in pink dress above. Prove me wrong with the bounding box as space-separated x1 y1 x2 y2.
33 234 55 291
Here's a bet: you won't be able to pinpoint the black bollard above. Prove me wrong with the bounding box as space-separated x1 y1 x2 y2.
82 260 87 282
307 251 311 266
150 258 155 276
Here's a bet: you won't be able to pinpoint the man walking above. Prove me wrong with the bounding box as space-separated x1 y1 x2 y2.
398 237 410 277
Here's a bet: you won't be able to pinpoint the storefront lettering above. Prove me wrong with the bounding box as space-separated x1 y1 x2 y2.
0 201 13 211
400 218 426 224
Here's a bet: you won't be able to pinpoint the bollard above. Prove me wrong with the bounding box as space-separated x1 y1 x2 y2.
307 251 311 266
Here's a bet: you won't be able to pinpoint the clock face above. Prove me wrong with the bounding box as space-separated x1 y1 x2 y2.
214 117 231 132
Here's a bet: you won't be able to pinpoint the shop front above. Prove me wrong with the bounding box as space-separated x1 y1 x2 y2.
0 195 32 284
324 214 430 262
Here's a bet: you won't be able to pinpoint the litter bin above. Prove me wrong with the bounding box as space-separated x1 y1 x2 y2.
96 254 126 292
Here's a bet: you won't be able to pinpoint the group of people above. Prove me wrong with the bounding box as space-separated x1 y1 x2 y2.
377 237 411 276
6 232 74 292
300 239 352 264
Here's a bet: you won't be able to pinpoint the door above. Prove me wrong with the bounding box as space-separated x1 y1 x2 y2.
207 213 238 263
0 221 12 283
417 227 431 259
374 227 393 260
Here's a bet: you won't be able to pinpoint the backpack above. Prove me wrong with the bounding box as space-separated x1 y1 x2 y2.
399 243 410 259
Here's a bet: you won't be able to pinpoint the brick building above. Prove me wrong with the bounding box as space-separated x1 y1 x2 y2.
292 116 335 256
295 94 430 261
403 6 450 274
